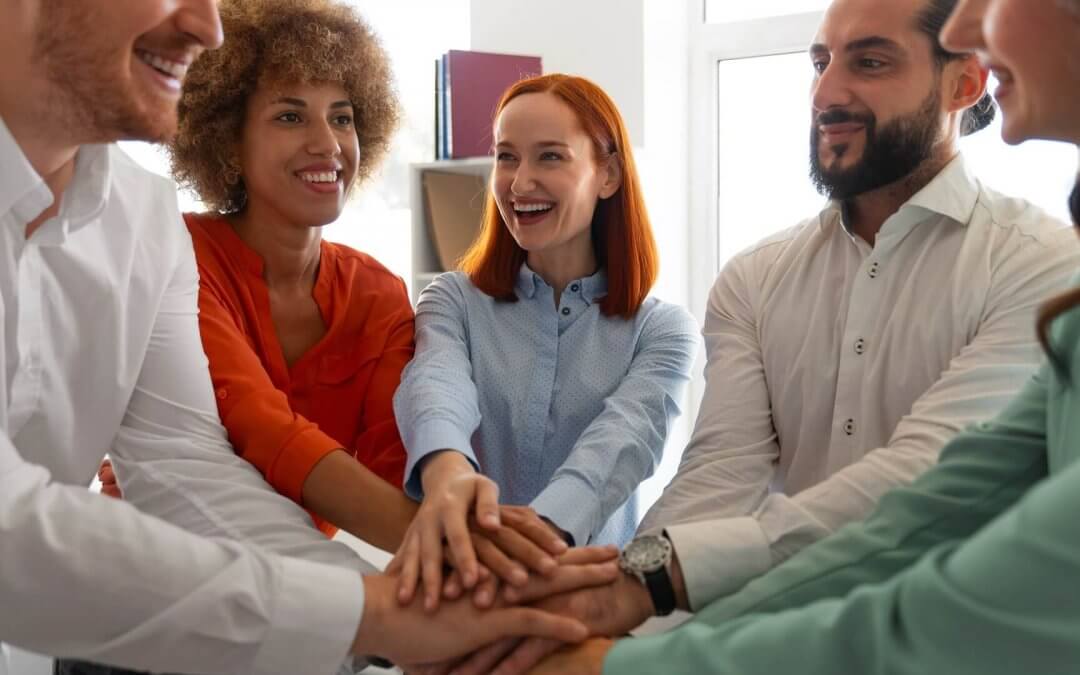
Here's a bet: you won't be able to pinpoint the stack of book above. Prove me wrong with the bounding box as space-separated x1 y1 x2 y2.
435 49 543 160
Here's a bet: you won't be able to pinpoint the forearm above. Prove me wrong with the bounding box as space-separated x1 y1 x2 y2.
420 449 478 494
302 450 419 553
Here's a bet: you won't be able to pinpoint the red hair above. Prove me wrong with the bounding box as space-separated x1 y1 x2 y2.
458 74 659 319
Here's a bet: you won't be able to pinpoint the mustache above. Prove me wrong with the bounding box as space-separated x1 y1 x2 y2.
815 109 875 127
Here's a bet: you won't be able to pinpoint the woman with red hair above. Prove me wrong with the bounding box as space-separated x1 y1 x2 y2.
390 74 699 607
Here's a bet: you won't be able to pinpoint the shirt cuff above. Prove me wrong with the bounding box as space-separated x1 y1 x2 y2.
531 475 600 547
665 516 772 610
252 555 364 675
402 419 479 500
271 426 343 504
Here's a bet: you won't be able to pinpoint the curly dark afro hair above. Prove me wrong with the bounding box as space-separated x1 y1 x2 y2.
170 0 400 213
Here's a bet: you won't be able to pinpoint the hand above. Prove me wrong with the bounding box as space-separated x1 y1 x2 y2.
526 638 614 675
353 574 589 670
98 459 122 499
414 548 631 675
389 452 567 610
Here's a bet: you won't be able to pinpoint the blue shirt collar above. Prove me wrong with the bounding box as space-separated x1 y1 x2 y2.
515 263 608 304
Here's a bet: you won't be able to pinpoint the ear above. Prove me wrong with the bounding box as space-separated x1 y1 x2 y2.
947 54 989 113
597 155 623 200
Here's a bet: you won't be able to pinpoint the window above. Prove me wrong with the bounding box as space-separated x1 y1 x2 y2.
705 0 829 24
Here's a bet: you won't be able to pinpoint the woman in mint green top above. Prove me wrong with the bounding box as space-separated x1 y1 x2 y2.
530 0 1080 672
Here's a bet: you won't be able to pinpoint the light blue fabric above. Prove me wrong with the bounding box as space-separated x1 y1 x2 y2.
393 266 699 546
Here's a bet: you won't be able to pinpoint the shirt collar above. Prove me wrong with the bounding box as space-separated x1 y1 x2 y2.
818 154 980 236
0 115 111 243
515 263 608 303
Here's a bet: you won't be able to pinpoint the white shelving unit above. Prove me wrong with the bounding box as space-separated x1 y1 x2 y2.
409 157 493 303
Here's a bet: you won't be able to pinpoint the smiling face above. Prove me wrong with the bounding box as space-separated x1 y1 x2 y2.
492 92 620 263
942 0 1080 144
235 80 360 228
29 0 223 143
807 0 964 198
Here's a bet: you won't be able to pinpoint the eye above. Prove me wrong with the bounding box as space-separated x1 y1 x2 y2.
858 57 886 70
333 114 354 126
276 111 302 123
539 151 563 161
496 151 518 162
812 59 829 74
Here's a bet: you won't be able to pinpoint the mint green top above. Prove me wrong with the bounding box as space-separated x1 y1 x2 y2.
607 302 1080 674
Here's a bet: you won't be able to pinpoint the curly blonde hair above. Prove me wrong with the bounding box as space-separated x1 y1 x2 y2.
170 0 400 213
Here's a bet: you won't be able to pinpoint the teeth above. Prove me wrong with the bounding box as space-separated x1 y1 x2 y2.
298 171 339 183
514 202 554 213
137 50 187 79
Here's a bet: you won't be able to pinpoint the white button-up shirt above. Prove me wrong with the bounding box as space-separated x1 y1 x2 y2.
641 156 1080 609
0 117 370 675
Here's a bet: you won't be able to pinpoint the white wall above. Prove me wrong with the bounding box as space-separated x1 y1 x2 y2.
469 0 645 147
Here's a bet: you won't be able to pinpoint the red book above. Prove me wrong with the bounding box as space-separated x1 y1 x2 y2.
446 50 543 159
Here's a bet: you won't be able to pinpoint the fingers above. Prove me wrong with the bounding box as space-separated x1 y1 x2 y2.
501 507 569 557
489 638 562 675
474 477 501 530
443 507 480 589
98 460 115 484
474 535 528 587
445 638 521 675
484 524 558 578
504 560 620 605
557 545 619 566
394 535 422 605
471 571 500 609
484 607 588 645
420 514 447 611
100 484 123 499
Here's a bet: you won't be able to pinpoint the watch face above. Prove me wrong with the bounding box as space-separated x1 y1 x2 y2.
622 535 672 573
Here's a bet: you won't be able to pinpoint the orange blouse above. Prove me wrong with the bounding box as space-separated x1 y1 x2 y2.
185 213 413 536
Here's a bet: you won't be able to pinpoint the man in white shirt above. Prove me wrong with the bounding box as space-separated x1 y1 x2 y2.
433 1 1080 672
0 2 593 674
632 0 1080 615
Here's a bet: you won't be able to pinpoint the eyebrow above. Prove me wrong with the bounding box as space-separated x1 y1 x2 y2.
270 97 353 109
495 140 571 149
809 35 904 56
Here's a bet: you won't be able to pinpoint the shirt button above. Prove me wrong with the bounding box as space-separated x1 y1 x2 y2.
216 388 228 400
854 338 866 355
868 262 880 279
570 283 580 292
561 307 571 316
843 419 856 435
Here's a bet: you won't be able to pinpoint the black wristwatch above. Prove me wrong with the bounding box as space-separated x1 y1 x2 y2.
618 533 676 616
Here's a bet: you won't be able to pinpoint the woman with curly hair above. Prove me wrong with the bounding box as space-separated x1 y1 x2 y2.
91 0 425 556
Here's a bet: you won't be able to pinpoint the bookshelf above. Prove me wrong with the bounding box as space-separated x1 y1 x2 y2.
409 157 493 303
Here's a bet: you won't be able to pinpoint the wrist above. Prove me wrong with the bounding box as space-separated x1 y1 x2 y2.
352 574 393 658
669 546 690 611
616 571 655 630
420 450 475 494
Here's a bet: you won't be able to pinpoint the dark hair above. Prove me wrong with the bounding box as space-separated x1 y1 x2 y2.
1036 173 1080 375
916 0 996 136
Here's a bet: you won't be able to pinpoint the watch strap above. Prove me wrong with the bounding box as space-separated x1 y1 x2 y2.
643 564 677 616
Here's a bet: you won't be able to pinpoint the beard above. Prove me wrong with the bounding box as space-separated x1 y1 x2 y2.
31 0 177 144
809 87 942 201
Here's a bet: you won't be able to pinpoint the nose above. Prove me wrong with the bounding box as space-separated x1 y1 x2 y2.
940 0 987 55
307 118 342 158
177 0 224 50
510 160 537 194
811 60 855 115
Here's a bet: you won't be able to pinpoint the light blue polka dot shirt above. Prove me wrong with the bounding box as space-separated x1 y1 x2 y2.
394 265 699 546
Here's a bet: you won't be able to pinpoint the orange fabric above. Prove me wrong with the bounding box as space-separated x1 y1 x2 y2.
185 213 413 537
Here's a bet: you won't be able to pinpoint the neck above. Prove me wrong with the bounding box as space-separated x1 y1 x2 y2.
527 236 598 305
228 203 323 289
846 148 957 245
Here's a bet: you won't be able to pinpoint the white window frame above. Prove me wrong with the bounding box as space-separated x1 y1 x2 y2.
686 4 823 321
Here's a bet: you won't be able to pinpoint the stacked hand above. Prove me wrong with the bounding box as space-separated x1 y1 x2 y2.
391 452 655 675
